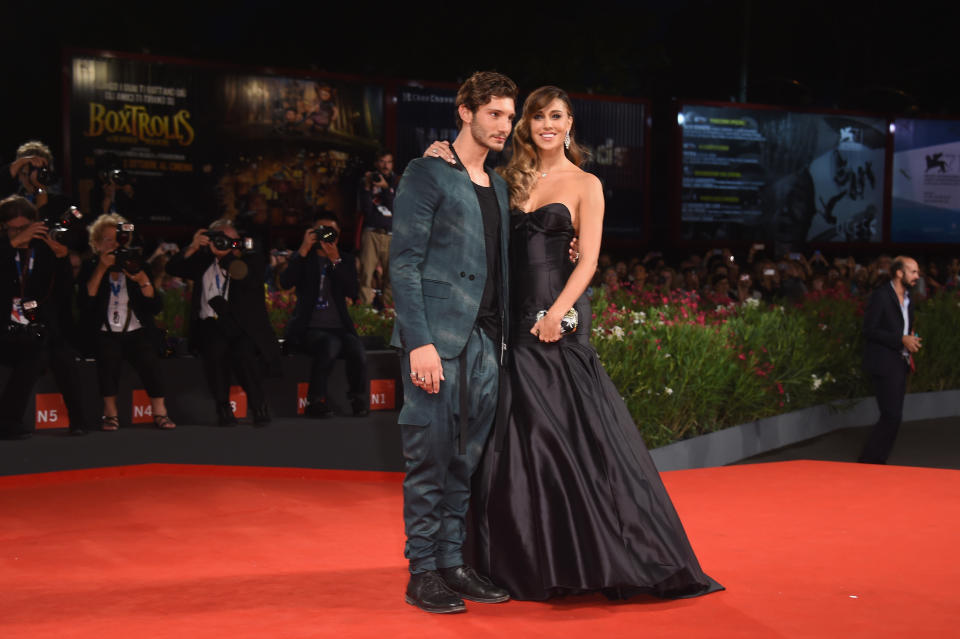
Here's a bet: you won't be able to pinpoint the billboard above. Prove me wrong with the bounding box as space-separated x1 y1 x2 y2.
679 103 886 250
68 53 383 236
891 118 960 243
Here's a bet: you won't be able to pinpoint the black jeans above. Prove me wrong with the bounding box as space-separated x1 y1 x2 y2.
300 328 368 402
0 331 46 436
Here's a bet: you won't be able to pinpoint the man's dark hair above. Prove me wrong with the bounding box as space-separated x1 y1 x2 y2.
455 71 518 128
0 195 39 225
311 207 340 226
891 256 909 281
375 148 393 161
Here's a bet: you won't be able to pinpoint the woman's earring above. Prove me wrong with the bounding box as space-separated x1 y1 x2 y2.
564 131 571 149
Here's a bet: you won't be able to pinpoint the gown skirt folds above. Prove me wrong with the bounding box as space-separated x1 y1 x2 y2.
470 203 722 601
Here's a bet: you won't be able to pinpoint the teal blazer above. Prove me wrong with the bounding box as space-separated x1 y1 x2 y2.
389 156 511 359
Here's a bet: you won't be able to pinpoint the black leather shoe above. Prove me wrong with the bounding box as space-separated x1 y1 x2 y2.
351 396 370 417
405 571 466 614
68 426 87 436
216 402 238 427
252 404 271 426
304 399 335 418
439 565 510 603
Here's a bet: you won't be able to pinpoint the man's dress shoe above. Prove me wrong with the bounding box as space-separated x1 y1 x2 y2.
439 565 510 603
405 570 466 614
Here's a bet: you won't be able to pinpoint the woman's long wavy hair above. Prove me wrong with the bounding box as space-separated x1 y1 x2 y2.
501 86 588 209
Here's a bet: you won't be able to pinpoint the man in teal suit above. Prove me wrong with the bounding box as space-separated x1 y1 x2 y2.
390 71 516 614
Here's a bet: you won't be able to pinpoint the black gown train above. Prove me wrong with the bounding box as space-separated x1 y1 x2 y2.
470 203 722 601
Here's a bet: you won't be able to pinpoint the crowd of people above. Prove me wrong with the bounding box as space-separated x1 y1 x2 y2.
0 140 373 439
3 136 958 444
595 246 960 304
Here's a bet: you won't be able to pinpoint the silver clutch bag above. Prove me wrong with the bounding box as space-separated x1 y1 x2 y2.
536 308 579 334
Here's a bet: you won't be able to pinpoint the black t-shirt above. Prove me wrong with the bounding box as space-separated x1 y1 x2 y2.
473 183 501 340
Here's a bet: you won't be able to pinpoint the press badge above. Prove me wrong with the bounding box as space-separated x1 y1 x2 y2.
10 297 28 325
377 205 392 218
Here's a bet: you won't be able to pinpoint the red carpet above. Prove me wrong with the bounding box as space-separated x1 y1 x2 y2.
0 461 957 638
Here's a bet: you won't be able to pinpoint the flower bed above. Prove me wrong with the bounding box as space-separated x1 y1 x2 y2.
158 282 960 449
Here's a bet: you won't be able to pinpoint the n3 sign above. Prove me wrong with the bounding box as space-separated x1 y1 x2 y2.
35 393 69 429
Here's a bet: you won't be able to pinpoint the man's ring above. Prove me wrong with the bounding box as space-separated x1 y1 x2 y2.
418 376 426 383
573 251 581 261
432 149 439 156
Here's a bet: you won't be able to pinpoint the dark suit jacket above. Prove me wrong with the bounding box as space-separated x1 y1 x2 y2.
76 257 163 354
389 157 511 359
863 282 914 376
278 249 359 344
165 248 282 373
0 237 66 338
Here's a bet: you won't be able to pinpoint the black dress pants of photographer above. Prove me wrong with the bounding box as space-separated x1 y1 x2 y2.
48 343 91 432
0 332 47 437
859 361 909 465
302 328 368 404
95 330 165 397
197 318 265 409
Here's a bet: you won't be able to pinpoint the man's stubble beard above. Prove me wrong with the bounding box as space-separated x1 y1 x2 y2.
470 118 505 153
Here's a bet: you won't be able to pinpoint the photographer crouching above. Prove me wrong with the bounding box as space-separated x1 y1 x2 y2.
0 195 83 438
165 219 281 426
280 212 369 418
79 215 174 431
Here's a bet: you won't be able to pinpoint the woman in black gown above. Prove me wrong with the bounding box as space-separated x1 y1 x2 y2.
428 86 720 601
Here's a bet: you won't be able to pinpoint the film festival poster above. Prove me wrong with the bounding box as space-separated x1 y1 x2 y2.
892 117 960 244
679 104 886 250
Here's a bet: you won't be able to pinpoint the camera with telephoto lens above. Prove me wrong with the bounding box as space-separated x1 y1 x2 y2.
43 206 83 244
310 225 338 243
110 223 143 274
204 230 253 252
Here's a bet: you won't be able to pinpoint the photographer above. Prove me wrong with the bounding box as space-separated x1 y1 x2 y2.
0 196 75 439
79 214 174 431
280 213 368 418
357 150 398 306
165 218 281 426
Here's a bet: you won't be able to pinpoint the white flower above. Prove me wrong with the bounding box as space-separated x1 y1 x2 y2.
818 323 828 331
664 387 673 395
631 311 646 325
611 326 625 341
810 374 822 390
778 305 785 312
744 297 760 308
664 353 671 358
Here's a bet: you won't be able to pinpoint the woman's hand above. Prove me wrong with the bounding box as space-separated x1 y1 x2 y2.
98 250 117 270
422 141 455 165
531 311 563 343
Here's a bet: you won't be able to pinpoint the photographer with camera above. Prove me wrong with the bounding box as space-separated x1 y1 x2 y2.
165 218 281 426
280 212 369 418
0 195 83 439
78 214 174 431
357 150 398 306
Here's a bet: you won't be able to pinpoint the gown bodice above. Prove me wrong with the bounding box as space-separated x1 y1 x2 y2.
510 203 591 343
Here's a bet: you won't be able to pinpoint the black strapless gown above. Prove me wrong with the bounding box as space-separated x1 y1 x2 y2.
470 203 722 601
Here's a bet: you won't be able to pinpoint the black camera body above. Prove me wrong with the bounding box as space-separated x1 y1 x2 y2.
31 165 52 186
6 299 47 339
111 223 143 274
43 206 83 244
311 225 339 243
205 231 253 252
99 168 130 186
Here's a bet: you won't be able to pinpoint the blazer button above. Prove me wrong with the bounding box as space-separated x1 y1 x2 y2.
468 274 475 280
460 272 466 277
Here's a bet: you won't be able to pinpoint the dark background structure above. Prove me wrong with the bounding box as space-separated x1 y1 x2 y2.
2 1 957 244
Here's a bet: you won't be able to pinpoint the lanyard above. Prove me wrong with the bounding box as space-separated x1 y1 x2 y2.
14 249 35 295
214 267 229 296
109 276 123 297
